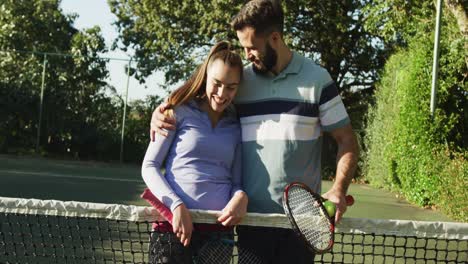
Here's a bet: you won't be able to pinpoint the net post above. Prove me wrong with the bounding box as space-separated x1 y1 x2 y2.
430 0 443 117
120 57 132 163
36 54 48 154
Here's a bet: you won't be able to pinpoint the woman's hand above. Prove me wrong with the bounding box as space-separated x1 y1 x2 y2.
217 191 248 226
172 204 193 247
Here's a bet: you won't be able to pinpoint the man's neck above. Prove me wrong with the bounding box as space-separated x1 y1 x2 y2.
271 46 293 76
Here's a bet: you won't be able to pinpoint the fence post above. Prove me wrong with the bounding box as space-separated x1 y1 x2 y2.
430 0 443 117
120 58 132 163
36 54 47 154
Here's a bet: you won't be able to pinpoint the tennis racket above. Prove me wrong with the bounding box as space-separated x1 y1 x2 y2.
141 188 264 264
282 182 354 254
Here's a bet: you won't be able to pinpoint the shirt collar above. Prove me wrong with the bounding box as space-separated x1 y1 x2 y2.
187 99 200 110
274 51 304 81
187 99 237 121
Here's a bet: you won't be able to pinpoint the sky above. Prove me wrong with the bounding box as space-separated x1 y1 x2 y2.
60 0 167 102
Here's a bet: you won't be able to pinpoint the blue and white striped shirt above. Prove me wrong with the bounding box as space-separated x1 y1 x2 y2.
234 52 350 213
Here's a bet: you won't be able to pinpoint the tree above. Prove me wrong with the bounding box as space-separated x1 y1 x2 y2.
109 0 395 176
0 0 111 158
444 0 467 68
364 0 467 149
364 0 467 66
122 95 165 162
363 0 467 220
109 0 389 100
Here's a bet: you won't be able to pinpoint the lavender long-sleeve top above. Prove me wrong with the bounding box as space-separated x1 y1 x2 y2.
141 100 243 212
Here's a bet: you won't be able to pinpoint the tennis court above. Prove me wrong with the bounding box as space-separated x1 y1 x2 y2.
1 155 466 263
0 155 453 221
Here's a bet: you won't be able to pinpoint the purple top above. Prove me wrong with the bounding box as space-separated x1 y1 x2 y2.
141 100 243 212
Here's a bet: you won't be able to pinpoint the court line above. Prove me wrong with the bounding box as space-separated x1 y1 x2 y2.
0 169 141 183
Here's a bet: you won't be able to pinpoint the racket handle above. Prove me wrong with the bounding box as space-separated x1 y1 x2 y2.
345 195 355 206
141 188 173 224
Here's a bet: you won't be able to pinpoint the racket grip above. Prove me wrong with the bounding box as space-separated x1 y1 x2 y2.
345 195 355 206
141 188 173 224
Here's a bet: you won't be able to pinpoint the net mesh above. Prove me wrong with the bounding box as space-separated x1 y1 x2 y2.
1 196 467 264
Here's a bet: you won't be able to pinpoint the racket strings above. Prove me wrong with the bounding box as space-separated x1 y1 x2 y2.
288 187 332 251
196 239 264 264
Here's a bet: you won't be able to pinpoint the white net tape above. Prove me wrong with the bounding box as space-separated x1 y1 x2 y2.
1 196 467 240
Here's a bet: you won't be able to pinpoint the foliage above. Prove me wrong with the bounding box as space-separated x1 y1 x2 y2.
108 0 389 103
122 95 164 162
363 1 435 47
0 0 112 158
0 0 76 153
0 0 162 162
108 0 396 176
436 150 468 221
108 0 239 86
364 8 467 221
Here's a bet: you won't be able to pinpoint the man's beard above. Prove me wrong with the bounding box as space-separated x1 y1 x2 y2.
252 43 277 75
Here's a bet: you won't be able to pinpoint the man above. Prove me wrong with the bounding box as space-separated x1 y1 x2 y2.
151 0 358 262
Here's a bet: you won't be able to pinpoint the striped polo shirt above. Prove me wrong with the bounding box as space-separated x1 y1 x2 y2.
234 52 350 213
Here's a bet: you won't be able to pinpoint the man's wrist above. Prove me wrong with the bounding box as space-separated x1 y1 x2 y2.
330 183 347 195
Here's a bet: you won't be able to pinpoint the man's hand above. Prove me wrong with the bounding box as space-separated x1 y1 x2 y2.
150 102 176 141
172 204 193 247
325 124 358 224
322 188 347 224
217 192 248 226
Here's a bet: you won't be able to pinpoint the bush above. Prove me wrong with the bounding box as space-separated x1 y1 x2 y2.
364 19 467 221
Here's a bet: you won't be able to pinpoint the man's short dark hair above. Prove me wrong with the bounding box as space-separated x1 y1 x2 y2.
231 0 284 36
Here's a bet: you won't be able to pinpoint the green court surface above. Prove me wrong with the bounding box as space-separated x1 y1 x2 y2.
0 154 453 222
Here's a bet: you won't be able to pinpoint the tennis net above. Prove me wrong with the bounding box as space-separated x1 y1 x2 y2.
1 196 467 263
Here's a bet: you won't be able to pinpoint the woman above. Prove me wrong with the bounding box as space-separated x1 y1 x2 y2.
141 41 247 263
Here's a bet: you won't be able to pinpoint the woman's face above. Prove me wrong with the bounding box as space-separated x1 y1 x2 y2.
205 59 241 113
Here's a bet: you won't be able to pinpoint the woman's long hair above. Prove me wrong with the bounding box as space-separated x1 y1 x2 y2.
165 41 243 115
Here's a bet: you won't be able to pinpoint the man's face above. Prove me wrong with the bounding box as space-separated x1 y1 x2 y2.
236 27 277 74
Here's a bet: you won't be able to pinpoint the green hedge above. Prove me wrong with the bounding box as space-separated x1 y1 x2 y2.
364 24 467 221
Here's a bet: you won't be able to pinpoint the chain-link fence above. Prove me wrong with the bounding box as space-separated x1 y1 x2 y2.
0 49 166 163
